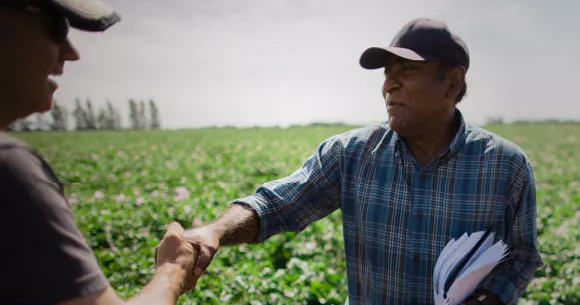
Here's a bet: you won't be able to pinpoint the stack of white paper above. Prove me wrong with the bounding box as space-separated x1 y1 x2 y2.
433 229 508 305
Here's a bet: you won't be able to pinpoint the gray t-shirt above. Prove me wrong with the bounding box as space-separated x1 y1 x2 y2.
0 133 109 304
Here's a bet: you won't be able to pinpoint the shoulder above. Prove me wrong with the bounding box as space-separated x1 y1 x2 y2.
327 122 395 153
0 132 35 152
0 135 108 303
463 124 533 176
0 133 42 174
0 133 64 195
464 125 529 158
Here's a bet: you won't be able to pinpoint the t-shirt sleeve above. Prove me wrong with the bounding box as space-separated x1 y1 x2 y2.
0 146 109 304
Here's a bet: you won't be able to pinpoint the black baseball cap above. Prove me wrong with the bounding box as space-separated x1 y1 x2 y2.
359 17 469 71
43 0 121 32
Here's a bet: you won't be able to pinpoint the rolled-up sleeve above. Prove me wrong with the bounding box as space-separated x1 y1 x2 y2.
478 161 544 305
231 135 343 244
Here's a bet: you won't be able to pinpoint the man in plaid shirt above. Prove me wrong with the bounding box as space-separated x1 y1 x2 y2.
183 18 544 305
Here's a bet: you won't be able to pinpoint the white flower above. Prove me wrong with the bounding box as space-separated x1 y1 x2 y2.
68 195 79 205
174 187 190 202
113 194 126 203
94 191 105 200
183 205 192 213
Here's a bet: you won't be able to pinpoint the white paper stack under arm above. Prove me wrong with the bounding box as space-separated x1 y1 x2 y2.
433 230 509 305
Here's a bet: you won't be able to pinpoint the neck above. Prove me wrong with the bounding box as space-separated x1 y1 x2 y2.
0 108 12 131
0 113 9 131
403 108 459 164
0 98 22 131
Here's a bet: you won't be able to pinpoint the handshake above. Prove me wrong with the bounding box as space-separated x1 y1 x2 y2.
154 221 221 296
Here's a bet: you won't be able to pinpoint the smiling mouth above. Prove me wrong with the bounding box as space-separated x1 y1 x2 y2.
386 102 405 114
48 73 60 91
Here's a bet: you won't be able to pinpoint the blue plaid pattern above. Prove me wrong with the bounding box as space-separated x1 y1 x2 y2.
233 110 543 305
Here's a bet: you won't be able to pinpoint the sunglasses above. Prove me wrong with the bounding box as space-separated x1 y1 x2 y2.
2 1 70 43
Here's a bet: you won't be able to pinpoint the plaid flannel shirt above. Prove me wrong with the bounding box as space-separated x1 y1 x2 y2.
233 110 544 305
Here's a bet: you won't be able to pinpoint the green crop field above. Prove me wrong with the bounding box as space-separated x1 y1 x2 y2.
12 123 580 305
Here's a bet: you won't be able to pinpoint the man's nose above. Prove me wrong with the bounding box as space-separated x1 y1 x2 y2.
60 39 81 62
382 73 401 98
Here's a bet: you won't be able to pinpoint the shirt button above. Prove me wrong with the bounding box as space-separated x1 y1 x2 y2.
414 254 419 261
417 212 423 220
420 173 427 181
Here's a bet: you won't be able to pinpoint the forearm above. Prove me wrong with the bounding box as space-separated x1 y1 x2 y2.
125 263 184 305
59 264 186 305
206 135 342 245
205 203 260 246
477 165 543 305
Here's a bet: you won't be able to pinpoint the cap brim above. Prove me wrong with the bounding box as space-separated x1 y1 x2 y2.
359 47 436 70
48 0 121 32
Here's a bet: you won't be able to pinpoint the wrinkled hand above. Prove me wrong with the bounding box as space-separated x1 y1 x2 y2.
461 299 482 305
460 290 503 305
155 222 199 294
183 226 220 277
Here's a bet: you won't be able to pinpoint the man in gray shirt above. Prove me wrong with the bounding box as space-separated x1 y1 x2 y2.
0 1 200 304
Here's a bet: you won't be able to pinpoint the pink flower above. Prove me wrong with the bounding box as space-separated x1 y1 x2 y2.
136 197 145 206
191 218 203 227
113 194 126 203
68 194 79 205
174 187 190 202
304 242 317 250
94 191 105 200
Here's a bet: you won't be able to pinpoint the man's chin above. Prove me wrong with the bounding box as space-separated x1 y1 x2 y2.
36 96 54 113
388 118 404 131
388 119 411 136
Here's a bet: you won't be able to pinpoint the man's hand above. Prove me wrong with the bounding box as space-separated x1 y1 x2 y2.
155 222 199 294
460 290 503 305
181 204 261 277
182 226 220 277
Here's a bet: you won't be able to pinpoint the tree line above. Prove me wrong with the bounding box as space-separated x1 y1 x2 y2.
485 116 580 125
7 98 161 132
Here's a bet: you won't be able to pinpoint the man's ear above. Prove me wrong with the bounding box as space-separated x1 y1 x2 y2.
446 65 466 99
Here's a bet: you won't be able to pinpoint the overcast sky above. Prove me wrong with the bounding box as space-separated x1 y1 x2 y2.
53 0 580 129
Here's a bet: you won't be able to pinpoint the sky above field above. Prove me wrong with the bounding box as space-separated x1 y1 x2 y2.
53 0 580 129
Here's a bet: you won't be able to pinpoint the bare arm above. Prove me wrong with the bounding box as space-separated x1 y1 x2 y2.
58 222 197 305
124 263 185 305
181 204 260 277
58 263 184 305
205 203 260 246
183 135 343 277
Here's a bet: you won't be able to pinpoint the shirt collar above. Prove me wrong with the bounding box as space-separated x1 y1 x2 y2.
394 108 469 161
446 108 469 156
